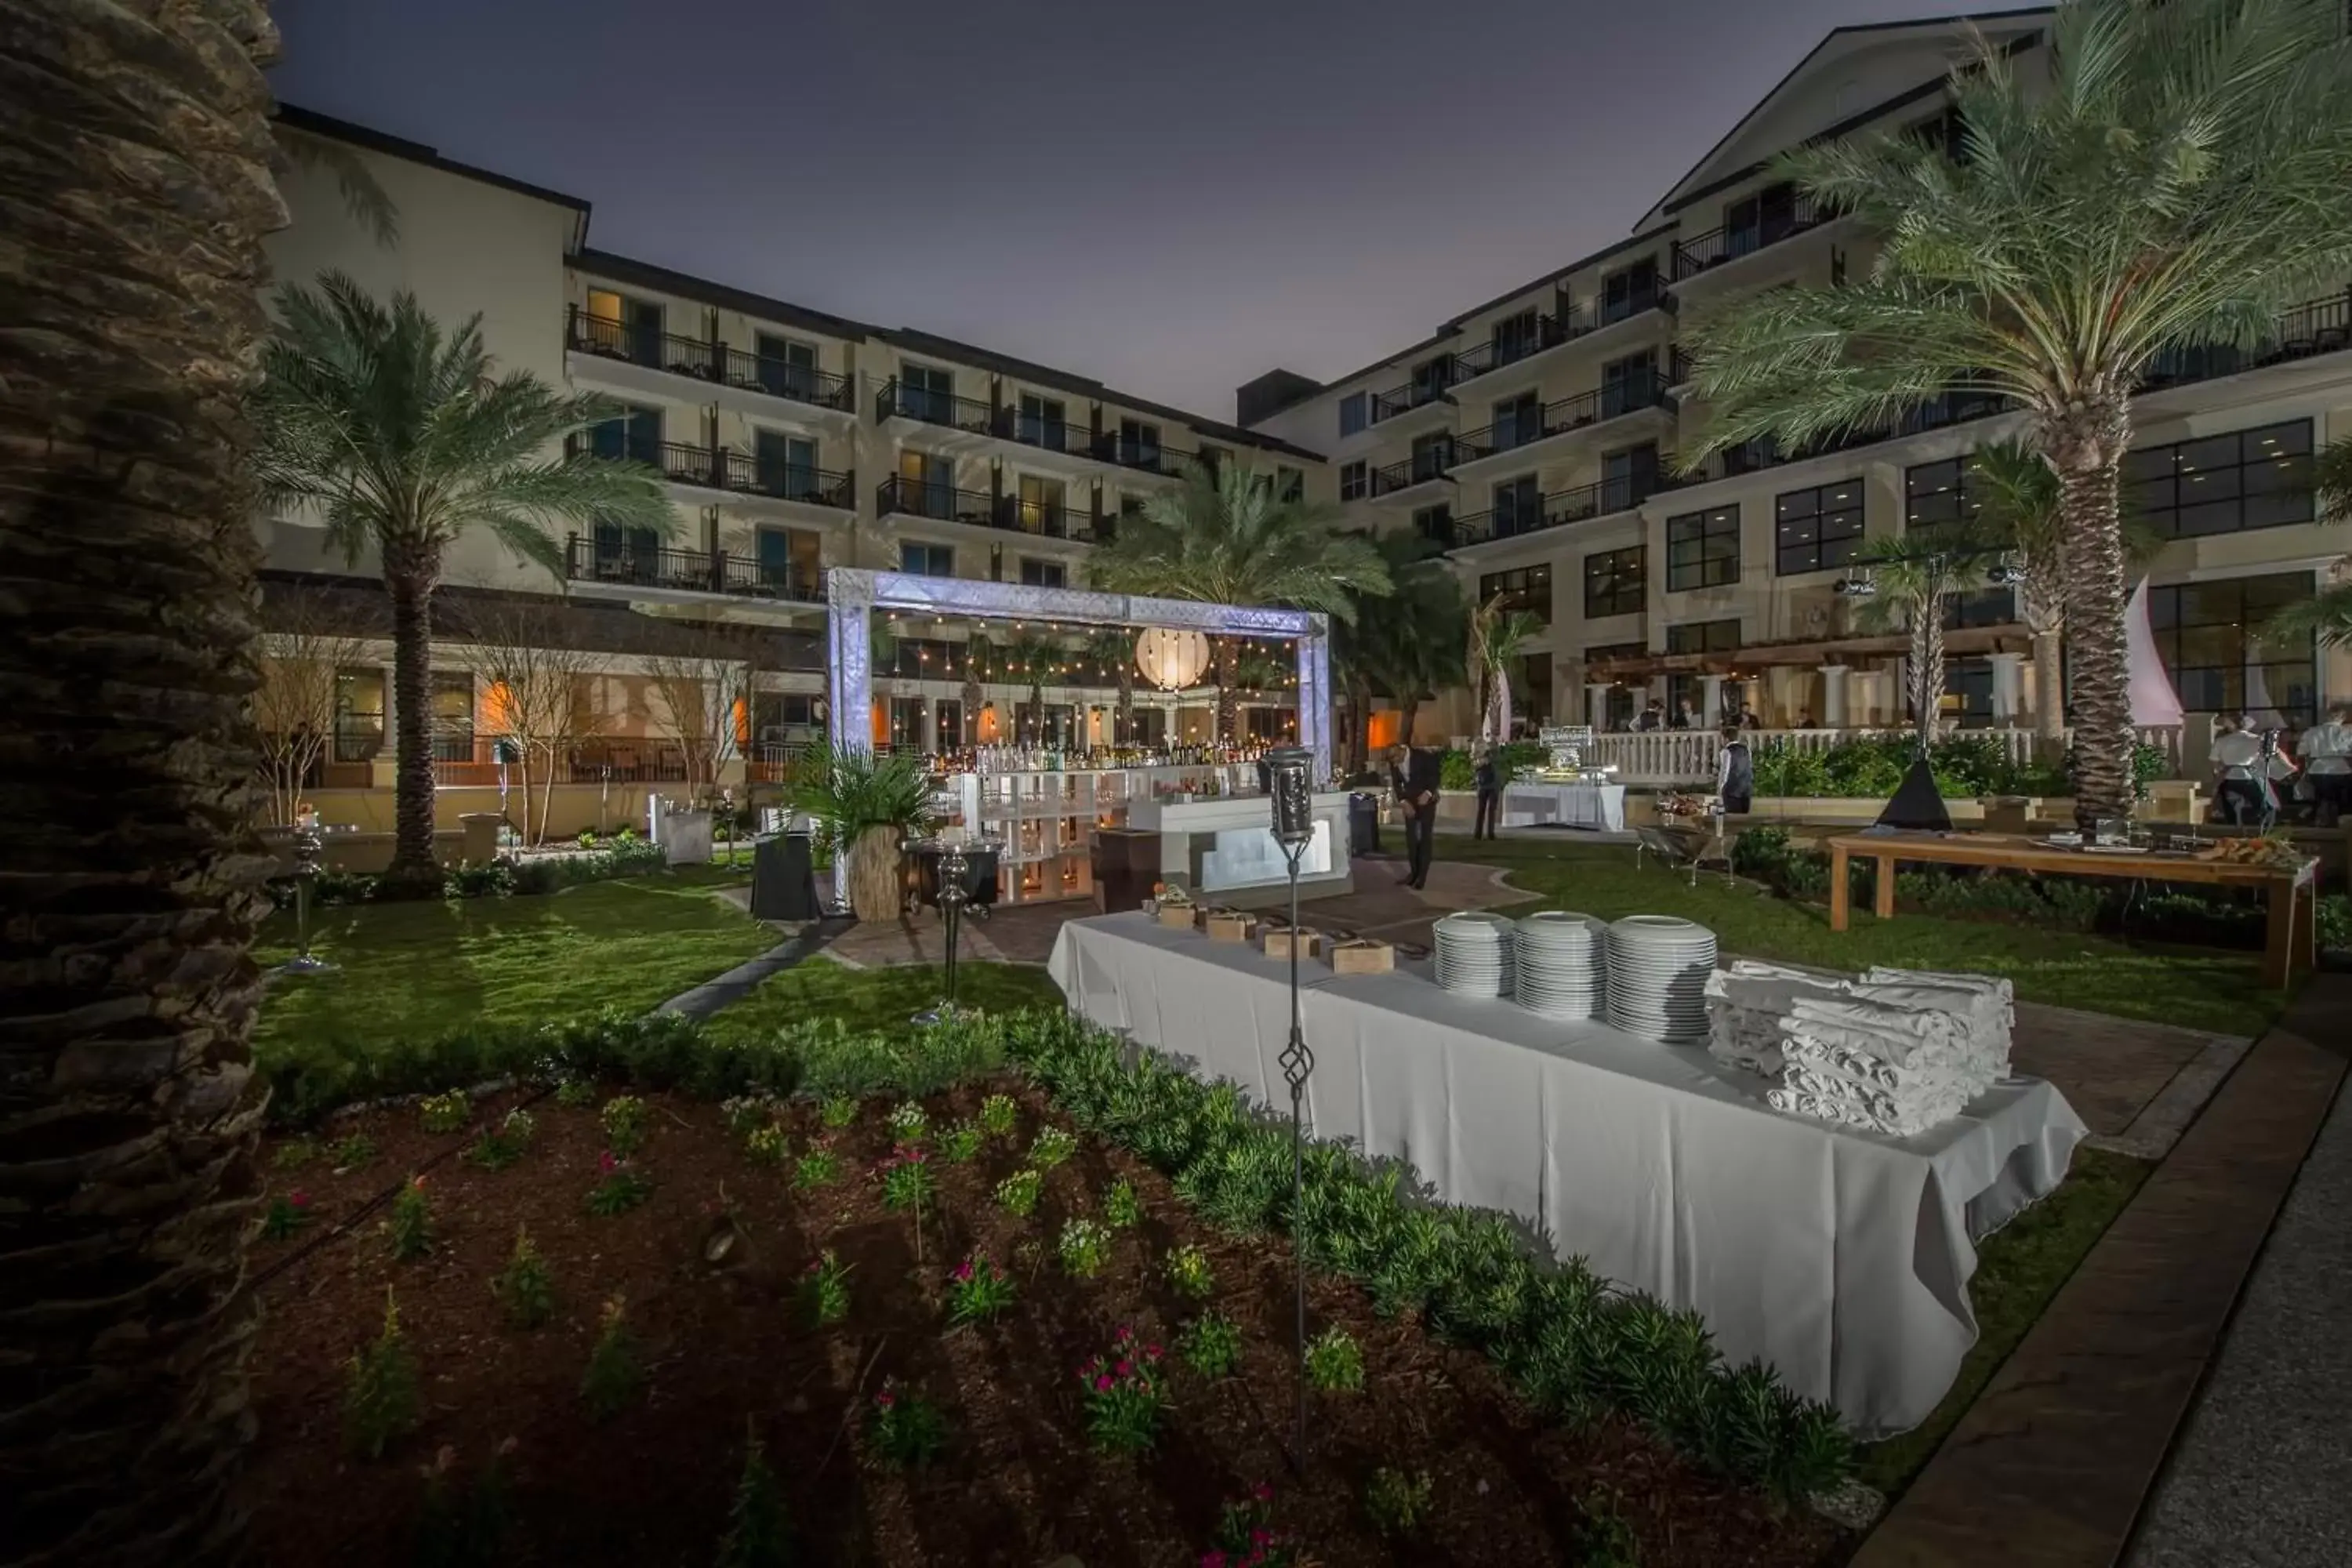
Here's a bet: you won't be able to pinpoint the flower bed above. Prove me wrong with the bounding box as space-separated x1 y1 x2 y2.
238 1011 1849 1566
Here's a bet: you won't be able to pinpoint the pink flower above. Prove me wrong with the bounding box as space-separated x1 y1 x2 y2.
1201 1555 1229 1568
598 1150 618 1174
1250 1527 1273 1548
1115 1359 1133 1377
875 1388 896 1409
953 1261 974 1283
1252 1480 1275 1502
1094 1374 1114 1392
1145 1343 1163 1361
1114 1326 1134 1344
289 1190 313 1209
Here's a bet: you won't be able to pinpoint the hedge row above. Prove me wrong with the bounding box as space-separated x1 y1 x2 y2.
255 1004 1853 1504
270 838 672 910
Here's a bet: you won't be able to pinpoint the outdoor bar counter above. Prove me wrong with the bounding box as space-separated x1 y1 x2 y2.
1124 789 1354 908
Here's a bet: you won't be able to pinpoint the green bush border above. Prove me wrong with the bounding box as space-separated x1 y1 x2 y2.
270 838 671 910
256 1004 1853 1504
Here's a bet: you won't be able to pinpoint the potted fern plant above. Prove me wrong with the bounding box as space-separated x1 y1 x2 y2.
782 743 942 920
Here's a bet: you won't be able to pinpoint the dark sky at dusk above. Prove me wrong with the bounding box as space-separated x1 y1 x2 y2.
270 0 1985 423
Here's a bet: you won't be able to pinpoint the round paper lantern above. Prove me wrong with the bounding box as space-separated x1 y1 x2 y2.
1134 627 1210 692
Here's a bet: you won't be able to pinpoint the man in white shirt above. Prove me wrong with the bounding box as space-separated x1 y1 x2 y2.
2299 704 2352 826
2209 717 2264 826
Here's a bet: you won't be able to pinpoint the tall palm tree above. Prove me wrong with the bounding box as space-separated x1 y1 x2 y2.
1331 533 1470 768
2 5 287 1561
252 273 670 890
958 628 991 748
1680 0 2352 830
1468 597 1544 742
1088 460 1392 741
1845 532 1984 748
1081 627 1138 742
994 626 1069 745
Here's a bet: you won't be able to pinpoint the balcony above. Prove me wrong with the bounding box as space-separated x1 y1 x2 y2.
564 436 855 510
874 477 1096 542
1671 192 1835 282
874 379 998 437
561 534 826 604
565 307 855 415
2141 289 2352 392
1450 293 1675 385
1087 432 1198 480
1450 369 1680 474
1446 474 1659 550
1366 447 1456 508
1661 385 2015 492
1367 375 1455 432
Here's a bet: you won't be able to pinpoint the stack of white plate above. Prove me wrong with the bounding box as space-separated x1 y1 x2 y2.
1432 910 1516 998
1513 911 1608 1020
1604 915 1718 1042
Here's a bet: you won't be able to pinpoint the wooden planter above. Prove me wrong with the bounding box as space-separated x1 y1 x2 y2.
845 826 905 922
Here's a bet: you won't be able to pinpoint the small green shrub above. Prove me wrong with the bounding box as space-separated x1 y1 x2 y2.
978 1092 1019 1138
818 1096 858 1130
1364 1466 1436 1538
259 1190 315 1242
886 1101 929 1143
938 1120 983 1163
554 1078 597 1109
418 1090 471 1134
1058 1217 1112 1278
466 1108 535 1171
271 1138 318 1171
412 1443 512 1568
599 1094 651 1156
1077 1327 1166 1453
1029 1126 1076 1169
328 1133 376 1170
1179 1312 1243 1378
387 1177 433 1261
799 1250 851 1328
744 1123 790 1166
945 1252 1017 1328
1305 1325 1365 1392
714 1425 791 1568
344 1290 420 1460
864 1380 948 1469
1102 1178 1142 1230
580 1297 642 1421
878 1147 935 1214
1165 1244 1214 1301
586 1154 652 1216
492 1225 555 1330
994 1168 1044 1218
791 1149 838 1191
1572 1484 1642 1567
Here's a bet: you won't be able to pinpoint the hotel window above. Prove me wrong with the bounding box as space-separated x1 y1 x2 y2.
1665 505 1740 591
1412 503 1454 545
1492 390 1541 451
1774 478 1866 575
1491 307 1539 365
1600 442 1661 511
2124 419 2314 539
752 429 819 502
1409 429 1452 481
753 332 817 401
1479 564 1552 625
1017 393 1069 452
1584 545 1646 619
1339 392 1368 437
582 288 661 365
1601 349 1660 416
430 672 475 763
899 542 955 578
1665 618 1740 717
1276 466 1305 502
1339 460 1368 502
898 362 954 423
1599 256 1659 324
754 526 822 594
1016 474 1068 535
1410 353 1454 402
1584 641 1646 729
1903 456 2014 625
2147 572 2318 726
1492 475 1542 535
1020 557 1066 588
1116 418 1162 468
586 403 662 466
895 450 955 518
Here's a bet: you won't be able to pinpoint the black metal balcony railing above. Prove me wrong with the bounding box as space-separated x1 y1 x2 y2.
2140 289 2352 391
565 435 855 510
1088 433 1196 479
1369 448 1456 497
873 477 1095 541
1369 375 1454 424
1446 474 1661 548
562 534 828 603
874 379 997 435
566 307 855 412
1672 191 1835 281
1450 292 1676 384
1451 372 1677 464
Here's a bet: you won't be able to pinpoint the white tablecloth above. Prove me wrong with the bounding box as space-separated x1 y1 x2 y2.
1502 781 1626 832
1047 912 2085 1436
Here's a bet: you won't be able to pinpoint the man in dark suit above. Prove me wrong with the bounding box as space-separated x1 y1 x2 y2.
1386 742 1441 890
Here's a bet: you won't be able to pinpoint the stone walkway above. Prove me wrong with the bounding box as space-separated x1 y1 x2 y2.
1854 976 2350 1568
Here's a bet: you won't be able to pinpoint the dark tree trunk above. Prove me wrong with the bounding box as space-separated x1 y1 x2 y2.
1214 636 1239 742
2047 416 2135 833
381 554 442 891
0 2 287 1563
1909 607 1947 751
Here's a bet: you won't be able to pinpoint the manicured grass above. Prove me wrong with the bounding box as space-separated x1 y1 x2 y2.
700 959 1065 1044
1443 836 2285 1036
252 875 777 1062
1856 1145 2153 1496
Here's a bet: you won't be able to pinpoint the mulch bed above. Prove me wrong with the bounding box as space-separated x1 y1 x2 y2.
241 1083 1842 1566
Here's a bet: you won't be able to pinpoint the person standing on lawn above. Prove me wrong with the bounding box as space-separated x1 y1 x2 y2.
1715 723 1753 817
1387 742 1441 890
1472 743 1501 840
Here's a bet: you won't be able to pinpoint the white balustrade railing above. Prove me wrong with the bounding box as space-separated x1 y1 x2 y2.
1579 725 2187 787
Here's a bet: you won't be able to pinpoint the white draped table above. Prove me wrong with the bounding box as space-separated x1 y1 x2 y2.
1501 780 1627 831
1046 912 2085 1436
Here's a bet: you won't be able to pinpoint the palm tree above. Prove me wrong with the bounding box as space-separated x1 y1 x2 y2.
1844 533 1984 748
1331 534 1470 769
994 626 1069 745
1468 597 1544 742
959 628 991 748
3 9 288 1562
1087 460 1392 741
252 272 670 891
1679 0 2352 830
1082 627 1138 743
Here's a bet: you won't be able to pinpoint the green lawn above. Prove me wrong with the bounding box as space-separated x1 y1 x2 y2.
700 960 1065 1044
252 875 776 1061
1443 836 2284 1036
1857 1145 2151 1495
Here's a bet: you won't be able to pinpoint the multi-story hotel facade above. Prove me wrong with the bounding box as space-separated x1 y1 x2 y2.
1239 6 2352 747
262 5 2350 810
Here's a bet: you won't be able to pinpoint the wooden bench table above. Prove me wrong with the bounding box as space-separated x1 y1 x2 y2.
1824 831 2321 989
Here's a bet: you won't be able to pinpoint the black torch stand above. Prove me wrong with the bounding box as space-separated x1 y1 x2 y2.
1264 746 1318 1464
913 843 970 1026
273 824 340 978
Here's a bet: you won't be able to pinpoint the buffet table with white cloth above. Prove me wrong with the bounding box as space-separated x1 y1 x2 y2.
1046 911 2085 1436
1501 779 1627 832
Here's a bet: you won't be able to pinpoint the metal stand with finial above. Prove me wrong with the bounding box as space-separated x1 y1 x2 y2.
913 841 971 1026
1265 746 1317 1460
273 822 340 977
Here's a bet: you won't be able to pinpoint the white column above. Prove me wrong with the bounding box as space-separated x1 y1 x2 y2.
920 699 940 756
1989 652 2024 726
1821 666 1850 729
1700 674 1726 727
1586 684 1612 727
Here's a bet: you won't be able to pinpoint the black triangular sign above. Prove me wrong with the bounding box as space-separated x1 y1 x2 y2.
1875 755 1953 833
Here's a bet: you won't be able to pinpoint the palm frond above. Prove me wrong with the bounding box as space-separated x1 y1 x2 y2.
779 742 942 855
274 124 400 247
2263 581 2352 648
1089 459 1393 620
